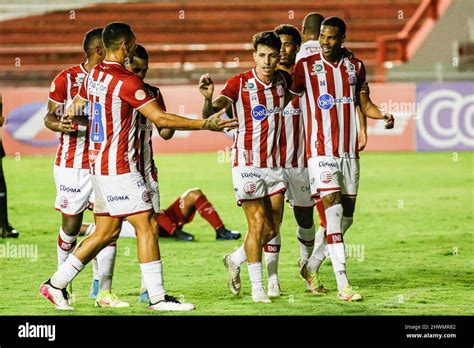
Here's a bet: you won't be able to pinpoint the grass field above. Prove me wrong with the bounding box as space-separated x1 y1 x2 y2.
0 151 472 316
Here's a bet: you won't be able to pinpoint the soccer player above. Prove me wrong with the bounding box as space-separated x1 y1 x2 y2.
0 96 19 238
44 28 129 308
39 22 236 311
199 31 292 303
296 12 325 62
289 17 393 301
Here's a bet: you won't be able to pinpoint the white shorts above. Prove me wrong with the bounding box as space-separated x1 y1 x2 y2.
54 165 93 216
283 167 314 207
144 167 160 213
92 171 153 217
308 156 360 197
232 166 285 205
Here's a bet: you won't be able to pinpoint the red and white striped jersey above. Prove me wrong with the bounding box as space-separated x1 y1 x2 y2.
48 63 89 169
295 40 321 63
137 82 166 177
279 97 307 168
220 68 292 168
78 60 155 176
290 53 366 159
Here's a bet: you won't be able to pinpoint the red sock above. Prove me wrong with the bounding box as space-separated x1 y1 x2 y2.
195 194 224 230
315 198 327 228
157 213 178 235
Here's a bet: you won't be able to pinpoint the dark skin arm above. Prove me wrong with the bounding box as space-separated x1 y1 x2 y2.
359 82 394 129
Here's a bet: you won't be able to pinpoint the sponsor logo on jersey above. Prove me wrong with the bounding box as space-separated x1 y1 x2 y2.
301 185 310 192
107 195 130 202
317 94 353 110
60 185 81 193
88 78 108 97
311 62 325 75
74 73 86 88
251 104 267 121
283 107 302 116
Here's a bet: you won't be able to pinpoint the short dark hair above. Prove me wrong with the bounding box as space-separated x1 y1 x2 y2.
252 31 281 52
302 12 325 36
321 16 346 37
82 28 103 57
274 24 302 47
102 22 135 50
134 44 148 60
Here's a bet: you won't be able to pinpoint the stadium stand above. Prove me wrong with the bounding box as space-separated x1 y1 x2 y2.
0 0 449 86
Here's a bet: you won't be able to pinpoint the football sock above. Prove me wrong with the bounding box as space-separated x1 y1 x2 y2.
264 233 281 282
307 226 327 273
325 204 349 292
296 224 315 263
92 257 99 281
195 194 224 230
248 262 264 292
0 168 7 227
57 228 78 268
50 254 84 289
156 213 178 235
230 244 247 266
96 242 116 292
140 260 166 304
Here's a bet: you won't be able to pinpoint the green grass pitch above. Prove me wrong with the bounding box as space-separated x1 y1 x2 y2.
0 151 472 316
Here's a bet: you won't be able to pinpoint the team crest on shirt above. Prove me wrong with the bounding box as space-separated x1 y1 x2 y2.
311 62 325 75
135 89 146 100
50 82 56 92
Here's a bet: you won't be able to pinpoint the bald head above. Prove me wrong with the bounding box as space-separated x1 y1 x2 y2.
302 12 325 42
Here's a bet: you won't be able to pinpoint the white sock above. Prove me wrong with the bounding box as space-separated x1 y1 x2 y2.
119 220 137 238
296 224 315 263
92 257 99 281
307 226 327 273
248 262 264 292
57 228 78 268
230 244 247 266
85 223 95 236
96 242 116 292
50 254 84 289
264 233 281 283
140 274 147 294
342 216 354 236
140 260 166 304
325 204 348 292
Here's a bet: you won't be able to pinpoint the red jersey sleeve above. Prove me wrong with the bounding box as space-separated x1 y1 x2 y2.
278 70 293 90
290 59 305 95
220 74 240 102
355 60 367 94
120 75 155 109
155 88 166 112
48 71 68 104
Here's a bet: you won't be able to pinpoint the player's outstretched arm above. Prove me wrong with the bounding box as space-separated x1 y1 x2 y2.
139 100 237 132
44 100 75 133
199 73 233 119
359 84 394 129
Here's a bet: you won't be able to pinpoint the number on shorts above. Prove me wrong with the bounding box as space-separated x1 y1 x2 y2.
90 102 105 143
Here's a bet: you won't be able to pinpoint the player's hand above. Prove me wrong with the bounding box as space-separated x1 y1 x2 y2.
203 108 238 132
199 73 214 100
358 130 367 151
360 82 370 95
59 116 74 133
383 112 395 129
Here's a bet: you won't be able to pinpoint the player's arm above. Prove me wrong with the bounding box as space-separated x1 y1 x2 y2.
138 100 236 132
199 74 233 118
44 100 75 133
358 82 394 129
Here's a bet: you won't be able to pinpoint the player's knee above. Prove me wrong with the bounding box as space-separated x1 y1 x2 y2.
294 207 314 229
184 188 202 201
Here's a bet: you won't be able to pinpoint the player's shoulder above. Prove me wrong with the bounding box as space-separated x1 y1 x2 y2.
143 82 159 98
347 56 365 70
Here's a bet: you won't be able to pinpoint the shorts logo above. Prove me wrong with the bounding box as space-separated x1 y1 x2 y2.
251 105 267 121
60 185 81 193
301 185 310 192
240 172 261 179
320 171 333 184
137 179 146 188
319 162 337 168
142 191 151 203
135 89 146 101
59 196 68 208
243 182 257 195
107 195 130 202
